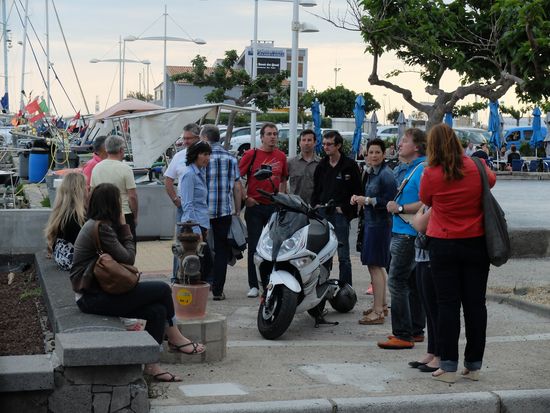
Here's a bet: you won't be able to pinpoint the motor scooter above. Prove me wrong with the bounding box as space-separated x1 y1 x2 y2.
253 166 357 339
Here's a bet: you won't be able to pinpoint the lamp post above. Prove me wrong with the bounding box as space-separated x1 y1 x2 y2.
125 5 205 108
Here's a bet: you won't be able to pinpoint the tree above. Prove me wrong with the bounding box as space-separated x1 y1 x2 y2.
387 109 400 125
126 91 153 102
320 0 550 130
171 50 289 149
500 105 530 126
452 102 487 118
315 85 380 118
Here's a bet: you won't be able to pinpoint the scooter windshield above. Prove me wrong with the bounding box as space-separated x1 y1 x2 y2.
268 209 309 262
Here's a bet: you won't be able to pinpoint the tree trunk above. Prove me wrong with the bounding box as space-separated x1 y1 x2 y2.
223 110 238 151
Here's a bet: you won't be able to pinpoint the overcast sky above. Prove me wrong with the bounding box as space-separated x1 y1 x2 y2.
2 0 520 123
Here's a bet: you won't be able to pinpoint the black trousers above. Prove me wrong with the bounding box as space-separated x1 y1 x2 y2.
209 215 232 296
125 213 137 243
416 260 438 356
429 236 489 371
77 281 174 345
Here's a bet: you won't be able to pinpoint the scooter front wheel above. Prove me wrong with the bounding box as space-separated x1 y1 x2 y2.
257 285 298 340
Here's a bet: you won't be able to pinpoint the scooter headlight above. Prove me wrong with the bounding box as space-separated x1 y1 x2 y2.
277 227 308 260
257 229 274 257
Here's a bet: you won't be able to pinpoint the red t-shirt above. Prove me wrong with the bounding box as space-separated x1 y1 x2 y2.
419 155 496 239
239 148 288 204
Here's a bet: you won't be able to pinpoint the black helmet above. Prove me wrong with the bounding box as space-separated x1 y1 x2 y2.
329 284 357 313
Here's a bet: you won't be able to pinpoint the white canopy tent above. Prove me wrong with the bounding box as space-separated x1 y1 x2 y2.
101 103 259 168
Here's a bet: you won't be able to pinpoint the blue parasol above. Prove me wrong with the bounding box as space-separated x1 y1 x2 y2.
530 107 543 154
352 95 366 158
488 100 501 151
444 112 453 127
311 98 322 154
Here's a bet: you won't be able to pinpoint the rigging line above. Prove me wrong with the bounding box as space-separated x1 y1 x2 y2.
103 64 117 112
135 13 163 39
0 0 15 42
167 14 194 40
15 0 70 114
51 0 90 114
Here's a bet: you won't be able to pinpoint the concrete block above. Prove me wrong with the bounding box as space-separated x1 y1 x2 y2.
204 313 227 342
53 307 125 334
63 365 143 386
0 355 54 392
333 392 499 413
495 389 550 413
48 383 92 413
55 331 159 366
149 399 334 413
0 209 51 254
93 385 114 393
93 392 111 413
110 386 131 412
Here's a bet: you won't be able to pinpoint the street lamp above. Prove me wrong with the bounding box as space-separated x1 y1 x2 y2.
125 5 206 108
253 0 318 156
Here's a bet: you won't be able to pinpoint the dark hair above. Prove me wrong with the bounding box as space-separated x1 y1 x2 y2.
200 124 220 143
405 128 427 156
322 130 343 151
300 129 316 139
88 183 122 225
260 122 278 137
367 138 386 153
183 123 200 137
186 141 212 165
426 123 464 181
511 145 517 152
92 136 107 154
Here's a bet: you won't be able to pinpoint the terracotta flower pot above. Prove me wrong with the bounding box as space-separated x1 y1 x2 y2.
171 281 209 320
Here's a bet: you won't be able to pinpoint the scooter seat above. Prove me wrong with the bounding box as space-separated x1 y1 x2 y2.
307 219 329 253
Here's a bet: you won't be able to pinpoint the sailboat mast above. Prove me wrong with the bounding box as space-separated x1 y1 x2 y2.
2 0 8 112
45 0 50 109
19 0 29 110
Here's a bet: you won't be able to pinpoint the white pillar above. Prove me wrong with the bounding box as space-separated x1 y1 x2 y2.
288 0 300 158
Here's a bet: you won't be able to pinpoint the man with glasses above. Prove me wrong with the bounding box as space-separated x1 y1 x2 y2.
311 130 362 287
239 122 288 298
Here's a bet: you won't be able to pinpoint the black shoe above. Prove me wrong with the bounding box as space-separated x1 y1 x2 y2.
408 361 426 368
213 293 226 301
418 364 439 373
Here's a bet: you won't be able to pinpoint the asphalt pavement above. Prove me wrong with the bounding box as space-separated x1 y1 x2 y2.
138 178 550 413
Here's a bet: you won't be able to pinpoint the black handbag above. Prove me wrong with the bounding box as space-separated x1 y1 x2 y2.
472 157 511 267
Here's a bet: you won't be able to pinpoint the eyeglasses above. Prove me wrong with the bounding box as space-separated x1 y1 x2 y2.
322 142 335 147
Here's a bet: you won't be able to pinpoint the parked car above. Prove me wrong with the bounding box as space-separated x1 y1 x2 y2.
503 126 548 150
376 125 400 140
453 127 490 147
227 126 307 155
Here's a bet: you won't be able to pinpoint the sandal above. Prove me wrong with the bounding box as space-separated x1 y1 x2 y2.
152 371 182 382
363 306 389 317
358 311 385 325
168 341 206 355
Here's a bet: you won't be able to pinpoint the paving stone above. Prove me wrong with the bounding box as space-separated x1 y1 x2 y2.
93 393 111 413
93 385 113 393
130 382 150 413
178 382 248 397
110 386 131 412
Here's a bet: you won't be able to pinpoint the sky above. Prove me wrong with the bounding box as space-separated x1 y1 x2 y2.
1 0 524 124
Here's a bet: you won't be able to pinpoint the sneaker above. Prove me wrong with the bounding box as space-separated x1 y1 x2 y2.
213 293 226 301
247 287 259 298
377 336 415 349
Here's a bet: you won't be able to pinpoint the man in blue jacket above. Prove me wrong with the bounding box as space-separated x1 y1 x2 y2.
378 128 426 349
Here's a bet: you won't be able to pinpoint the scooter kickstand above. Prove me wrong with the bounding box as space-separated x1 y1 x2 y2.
314 316 339 328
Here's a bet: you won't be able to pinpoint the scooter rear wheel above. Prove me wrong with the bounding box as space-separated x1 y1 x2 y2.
257 285 298 340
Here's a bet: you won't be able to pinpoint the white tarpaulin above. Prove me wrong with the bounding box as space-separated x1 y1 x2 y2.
113 104 259 168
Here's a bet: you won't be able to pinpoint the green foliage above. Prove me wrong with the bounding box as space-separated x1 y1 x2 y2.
40 197 50 208
387 109 400 124
356 0 550 125
126 91 153 102
315 86 380 118
453 102 487 117
519 141 535 157
500 105 530 126
20 287 42 301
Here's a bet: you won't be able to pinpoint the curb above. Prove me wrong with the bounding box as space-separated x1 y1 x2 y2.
150 389 550 413
487 293 550 319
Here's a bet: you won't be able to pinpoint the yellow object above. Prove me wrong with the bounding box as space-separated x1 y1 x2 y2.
176 288 193 306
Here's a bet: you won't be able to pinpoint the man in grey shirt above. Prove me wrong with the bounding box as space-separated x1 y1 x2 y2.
287 129 320 205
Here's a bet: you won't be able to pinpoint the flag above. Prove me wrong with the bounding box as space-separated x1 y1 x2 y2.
25 98 40 114
39 99 49 114
67 111 81 132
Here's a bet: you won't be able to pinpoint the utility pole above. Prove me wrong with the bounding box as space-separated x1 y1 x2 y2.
333 65 340 88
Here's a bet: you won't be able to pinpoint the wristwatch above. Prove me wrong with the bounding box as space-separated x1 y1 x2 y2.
397 204 404 213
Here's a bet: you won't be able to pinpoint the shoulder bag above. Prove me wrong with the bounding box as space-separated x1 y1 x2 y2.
394 161 424 225
93 221 141 294
472 157 511 267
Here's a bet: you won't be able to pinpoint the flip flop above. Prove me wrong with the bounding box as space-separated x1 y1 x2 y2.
153 372 182 382
168 341 206 355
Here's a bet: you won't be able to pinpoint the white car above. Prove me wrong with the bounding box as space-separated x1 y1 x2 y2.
226 126 305 155
376 125 400 140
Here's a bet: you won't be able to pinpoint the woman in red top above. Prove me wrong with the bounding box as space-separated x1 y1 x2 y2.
419 124 496 383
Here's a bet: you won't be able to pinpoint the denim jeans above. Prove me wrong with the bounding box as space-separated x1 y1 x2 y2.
77 281 174 345
244 204 275 289
209 215 232 296
388 235 425 341
172 206 184 281
328 212 352 286
429 236 489 372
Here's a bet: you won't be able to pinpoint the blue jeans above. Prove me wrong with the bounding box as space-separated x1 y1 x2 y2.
244 204 275 289
429 237 489 372
172 206 184 281
388 235 425 341
321 211 352 286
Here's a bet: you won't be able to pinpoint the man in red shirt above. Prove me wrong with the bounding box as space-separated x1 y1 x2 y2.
82 136 108 190
239 123 288 297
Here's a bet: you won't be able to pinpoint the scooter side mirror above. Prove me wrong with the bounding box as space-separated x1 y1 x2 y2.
254 164 273 181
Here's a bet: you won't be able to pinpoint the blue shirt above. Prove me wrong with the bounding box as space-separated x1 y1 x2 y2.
206 143 240 219
363 163 397 227
392 156 425 236
179 163 209 234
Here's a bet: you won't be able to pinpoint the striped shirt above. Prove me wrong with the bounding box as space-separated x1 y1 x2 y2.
206 143 240 219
